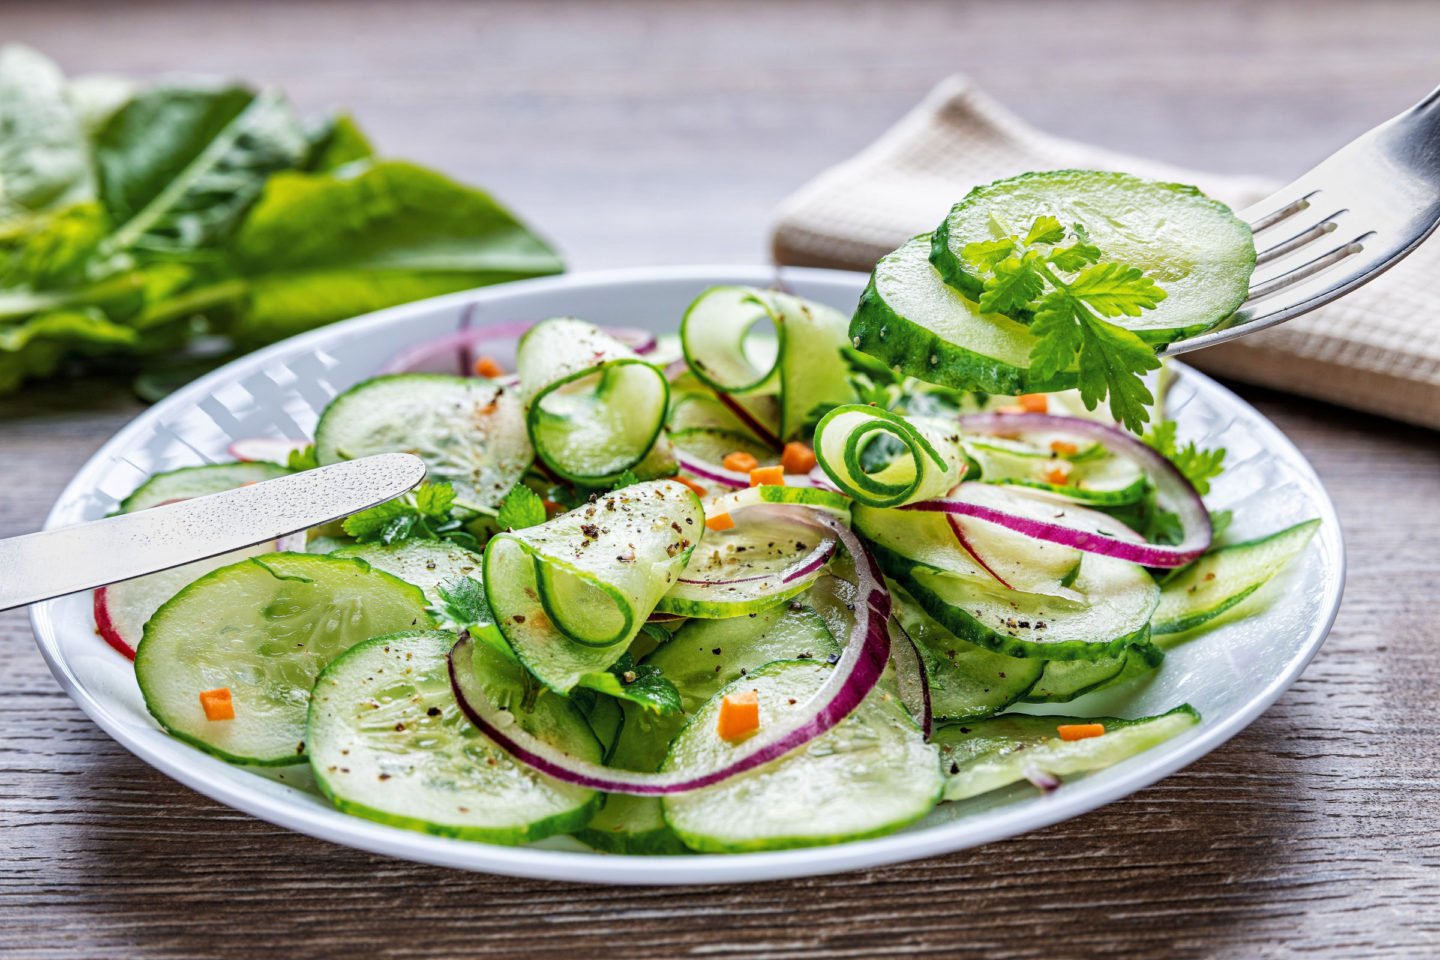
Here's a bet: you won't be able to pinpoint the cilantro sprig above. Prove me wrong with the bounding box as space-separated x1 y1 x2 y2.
962 217 1166 434
1142 420 1227 495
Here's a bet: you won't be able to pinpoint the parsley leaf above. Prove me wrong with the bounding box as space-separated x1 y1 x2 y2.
342 480 477 546
608 469 641 492
959 215 1167 434
495 481 547 531
286 443 318 471
433 576 517 663
1143 420 1227 495
577 653 682 715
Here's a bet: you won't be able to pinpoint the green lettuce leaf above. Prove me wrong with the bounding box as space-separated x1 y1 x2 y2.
0 46 94 232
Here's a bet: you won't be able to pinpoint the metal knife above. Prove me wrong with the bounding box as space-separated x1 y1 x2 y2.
0 452 427 612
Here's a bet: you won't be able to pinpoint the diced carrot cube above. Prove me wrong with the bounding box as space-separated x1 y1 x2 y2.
1057 723 1105 741
199 688 235 722
781 442 817 475
674 476 708 498
749 465 785 488
1044 464 1071 486
706 512 735 532
1049 440 1080 457
1018 393 1049 413
474 356 505 378
717 690 760 742
722 451 759 473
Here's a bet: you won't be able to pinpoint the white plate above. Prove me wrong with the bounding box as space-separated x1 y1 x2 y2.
30 266 1344 885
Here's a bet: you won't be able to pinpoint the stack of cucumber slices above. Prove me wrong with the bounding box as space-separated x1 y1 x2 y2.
105 170 1319 855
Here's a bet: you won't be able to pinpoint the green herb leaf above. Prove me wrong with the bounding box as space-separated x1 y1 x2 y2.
977 252 1046 315
496 481 547 531
960 237 1016 270
608 469 641 492
0 46 93 231
286 443 318 471
1067 262 1168 318
1143 420 1227 495
1024 215 1066 246
1047 239 1102 272
433 575 517 663
343 481 471 545
577 653 682 715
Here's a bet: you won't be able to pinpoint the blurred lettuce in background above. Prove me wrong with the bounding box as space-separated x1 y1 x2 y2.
0 45 562 398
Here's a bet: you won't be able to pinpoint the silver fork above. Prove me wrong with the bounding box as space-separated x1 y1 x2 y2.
1164 85 1440 355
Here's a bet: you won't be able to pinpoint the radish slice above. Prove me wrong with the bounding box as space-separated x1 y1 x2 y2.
378 318 656 377
923 413 1212 567
227 438 308 465
449 507 893 795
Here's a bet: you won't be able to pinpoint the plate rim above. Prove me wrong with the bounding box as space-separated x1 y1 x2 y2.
29 265 1346 885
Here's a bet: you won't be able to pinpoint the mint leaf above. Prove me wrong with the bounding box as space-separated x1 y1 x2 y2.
1143 420 1227 495
1068 262 1167 317
434 576 517 663
577 653 681 715
1024 215 1066 246
342 481 474 545
496 481 546 531
978 253 1045 315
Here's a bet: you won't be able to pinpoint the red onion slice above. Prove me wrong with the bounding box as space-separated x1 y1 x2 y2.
932 413 1211 567
945 513 1014 589
448 507 892 795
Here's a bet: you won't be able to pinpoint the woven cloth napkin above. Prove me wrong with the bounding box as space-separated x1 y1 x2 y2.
771 76 1440 430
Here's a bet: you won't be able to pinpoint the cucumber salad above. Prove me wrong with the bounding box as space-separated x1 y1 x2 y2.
101 170 1320 854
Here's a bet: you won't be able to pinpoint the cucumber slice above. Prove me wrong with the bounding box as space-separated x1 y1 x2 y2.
518 318 671 484
1154 519 1319 635
660 660 942 852
330 539 484 604
314 374 531 514
813 405 964 508
575 701 690 855
933 705 1200 801
307 630 600 843
668 391 768 441
135 553 435 765
670 426 775 467
850 236 1073 396
119 461 290 513
655 505 833 618
891 586 1044 720
1022 643 1163 703
681 287 853 441
930 170 1255 344
484 480 702 693
967 439 1147 505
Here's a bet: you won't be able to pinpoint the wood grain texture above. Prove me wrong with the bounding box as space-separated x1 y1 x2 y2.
2 1 1439 957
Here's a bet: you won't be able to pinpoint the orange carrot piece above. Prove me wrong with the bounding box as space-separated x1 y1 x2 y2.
199 688 235 722
722 451 760 473
748 465 785 487
474 356 505 378
706 512 736 532
717 690 760 742
1044 464 1071 486
1057 723 1105 741
1017 393 1049 413
781 441 817 475
674 476 708 498
1049 440 1080 457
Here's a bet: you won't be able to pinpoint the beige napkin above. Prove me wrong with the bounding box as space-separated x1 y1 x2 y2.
771 76 1440 430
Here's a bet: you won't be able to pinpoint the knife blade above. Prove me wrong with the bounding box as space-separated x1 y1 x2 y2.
0 452 426 612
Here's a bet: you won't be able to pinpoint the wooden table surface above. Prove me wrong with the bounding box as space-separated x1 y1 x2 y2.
3 1 1439 957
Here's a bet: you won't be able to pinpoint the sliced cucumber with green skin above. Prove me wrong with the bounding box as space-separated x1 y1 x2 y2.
135 553 435 765
681 287 854 442
307 630 600 843
1154 519 1319 635
891 585 1044 720
930 170 1255 344
813 405 964 508
314 374 531 514
661 660 942 852
670 426 775 467
1022 643 1163 703
518 318 671 484
850 236 1075 397
575 701 690 855
119 461 290 513
933 705 1200 801
668 391 769 443
484 480 702 693
654 505 833 618
967 439 1147 505
331 539 484 604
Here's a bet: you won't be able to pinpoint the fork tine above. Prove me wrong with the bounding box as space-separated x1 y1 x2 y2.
1254 211 1343 265
1247 193 1317 234
1245 232 1376 302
